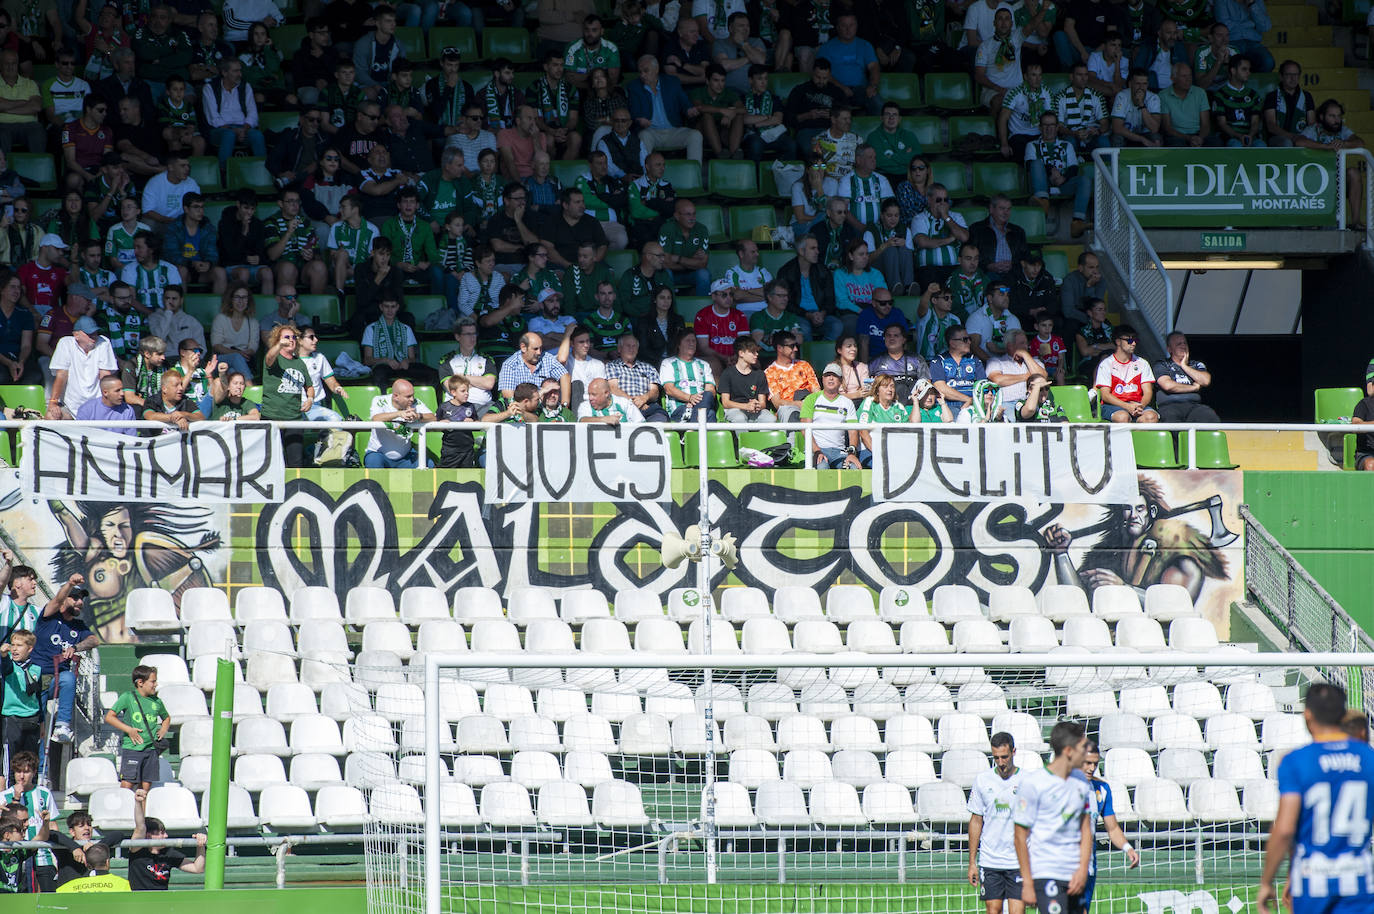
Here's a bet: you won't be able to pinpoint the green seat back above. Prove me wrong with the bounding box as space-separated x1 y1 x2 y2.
1009 205 1047 241
184 293 222 328
0 384 46 413
759 160 803 198
950 114 996 139
677 296 708 325
727 205 775 241
604 249 637 275
429 26 478 59
551 159 587 188
880 73 922 109
707 159 759 198
189 156 224 192
227 157 274 194
1314 387 1361 420
769 73 808 99
482 27 532 62
931 161 970 197
760 250 792 276
905 115 945 153
1042 249 1069 282
1049 384 1094 422
406 295 450 329
925 73 974 110
664 159 705 197
682 430 738 467
10 153 55 190
972 162 1026 198
1132 429 1181 469
1191 430 1236 469
696 204 727 244
298 294 343 328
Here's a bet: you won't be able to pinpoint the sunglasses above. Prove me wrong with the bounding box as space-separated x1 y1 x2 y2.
182 347 204 354
1119 336 1138 344
280 334 296 341
282 294 297 300
443 46 462 55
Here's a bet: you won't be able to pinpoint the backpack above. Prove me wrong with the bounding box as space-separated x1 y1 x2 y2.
314 429 359 468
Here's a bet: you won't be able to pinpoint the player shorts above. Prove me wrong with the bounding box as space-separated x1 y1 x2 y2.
1082 872 1096 909
1291 896 1374 914
119 746 161 784
980 867 1023 902
1034 877 1086 914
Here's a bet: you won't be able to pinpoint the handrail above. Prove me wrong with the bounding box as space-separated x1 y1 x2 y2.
1091 147 1176 350
1337 147 1374 253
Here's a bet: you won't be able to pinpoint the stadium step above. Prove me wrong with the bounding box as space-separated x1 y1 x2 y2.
1267 26 1334 44
1314 88 1374 114
1283 46 1347 69
1224 431 1322 471
1268 5 1318 25
1346 110 1374 135
1300 67 1362 90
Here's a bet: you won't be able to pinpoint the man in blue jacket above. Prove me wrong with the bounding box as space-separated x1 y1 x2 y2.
627 55 704 165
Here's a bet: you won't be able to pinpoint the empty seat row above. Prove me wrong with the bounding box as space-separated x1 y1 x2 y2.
87 783 368 832
1097 709 1304 752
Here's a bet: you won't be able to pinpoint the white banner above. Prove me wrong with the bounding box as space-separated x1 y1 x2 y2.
872 424 1139 504
485 423 673 503
21 422 286 503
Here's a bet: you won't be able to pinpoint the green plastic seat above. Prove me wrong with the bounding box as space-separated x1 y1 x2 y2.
10 153 55 191
550 159 586 188
227 157 274 194
924 73 975 111
931 161 970 198
0 384 46 414
482 27 532 62
393 27 426 60
253 294 278 322
245 385 262 403
412 385 439 414
1132 429 1181 469
664 159 705 197
950 114 996 140
204 200 235 227
405 295 449 331
727 204 775 241
760 250 792 276
319 340 362 367
769 72 808 99
759 160 802 198
801 341 833 369
1191 430 1236 469
418 339 455 367
429 26 478 59
906 115 946 153
738 429 788 454
1042 73 1071 97
259 110 300 135
852 116 880 138
707 250 739 279
953 204 984 226
682 430 738 467
707 159 759 199
1042 249 1069 282
340 386 383 450
880 73 923 109
893 296 921 323
604 249 637 275
183 293 222 328
299 294 344 330
696 204 727 244
188 156 224 191
1315 387 1362 421
664 431 686 468
1009 205 1047 241
972 162 1026 199
1049 385 1096 422
677 296 708 325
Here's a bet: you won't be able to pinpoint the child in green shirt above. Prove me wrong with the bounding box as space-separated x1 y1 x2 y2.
104 664 170 792
0 630 41 761
946 243 990 319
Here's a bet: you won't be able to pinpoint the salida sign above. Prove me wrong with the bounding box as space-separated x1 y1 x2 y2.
1115 149 1339 226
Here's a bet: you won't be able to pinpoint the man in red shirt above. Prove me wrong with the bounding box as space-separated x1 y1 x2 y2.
1093 324 1159 423
694 278 749 376
37 281 93 360
498 105 550 181
61 95 114 191
20 234 70 314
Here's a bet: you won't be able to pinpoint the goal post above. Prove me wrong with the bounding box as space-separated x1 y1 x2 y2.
352 650 1374 914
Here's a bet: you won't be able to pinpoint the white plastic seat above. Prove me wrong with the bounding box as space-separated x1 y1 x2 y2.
1205 713 1260 751
782 749 834 788
353 651 406 692
592 780 648 827
1226 682 1279 720
564 750 615 787
484 683 535 721
883 749 938 788
437 782 482 827
246 652 299 692
1008 616 1059 653
687 618 739 654
319 682 369 721
852 681 903 720
1119 685 1172 718
90 788 136 831
810 780 867 826
212 784 258 829
1145 584 1196 621
618 713 671 755
1062 617 1112 650
863 782 917 823
289 753 344 790
773 585 825 624
899 619 952 653
884 715 939 752
257 784 317 829
666 587 711 622
345 586 397 626
644 682 696 719
879 585 929 622
612 588 663 622
916 782 970 823
1261 713 1307 752
344 752 396 790
235 717 289 756
1037 584 1091 623
291 586 343 624
536 688 586 723
506 587 558 625
146 785 204 830
126 588 181 633
342 714 398 753
179 719 215 757
398 587 449 625
525 619 577 654
1243 779 1279 820
987 586 1037 623
1099 713 1153 751
1188 778 1243 822
793 619 844 653
938 713 990 751
316 784 370 828
633 618 686 653
1174 681 1225 718
746 682 799 720
297 621 352 660
832 749 883 787
903 682 956 718
560 590 610 623
191 656 241 692
362 620 414 660
1136 778 1190 822
470 619 523 654
142 653 191 685
777 714 830 751
66 757 118 794
234 753 287 791
160 683 210 720
302 658 354 692
1106 778 1136 823
178 756 212 793
723 715 778 754
235 587 287 624
932 585 982 623
989 711 1048 752
591 689 642 722
452 586 504 623
581 619 633 654
1151 713 1208 752
453 755 505 787
712 782 759 827
1156 748 1210 786
511 750 563 788
371 682 422 723
481 782 537 827
830 715 884 752
508 714 562 752
1170 617 1220 651
957 682 1008 719
1115 617 1167 651
845 619 898 653
1213 747 1265 782
938 749 989 789
720 587 771 623
953 619 1004 653
728 748 780 788
1064 688 1114 718
826 585 878 622
186 621 239 660
694 683 746 721
238 627 290 668
1102 747 1155 786
563 713 618 752
180 588 232 626
1092 584 1143 621
370 783 424 826
755 779 811 826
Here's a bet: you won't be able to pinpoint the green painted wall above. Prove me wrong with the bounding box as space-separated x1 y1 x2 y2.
15 886 365 913
1243 471 1374 632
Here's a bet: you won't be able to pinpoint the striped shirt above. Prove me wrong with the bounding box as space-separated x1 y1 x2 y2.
0 594 38 633
908 210 968 268
838 172 894 227
1054 88 1107 133
1004 84 1055 138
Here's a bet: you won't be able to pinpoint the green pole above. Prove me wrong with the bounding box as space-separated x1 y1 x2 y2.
204 657 235 890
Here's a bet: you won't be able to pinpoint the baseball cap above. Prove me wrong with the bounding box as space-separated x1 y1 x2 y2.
710 278 733 294
913 378 935 402
442 46 463 60
1366 358 1374 384
73 316 101 336
38 233 68 249
822 362 843 377
66 283 96 301
537 288 561 302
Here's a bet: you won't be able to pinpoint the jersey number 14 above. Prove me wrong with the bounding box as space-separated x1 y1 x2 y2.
1304 781 1370 847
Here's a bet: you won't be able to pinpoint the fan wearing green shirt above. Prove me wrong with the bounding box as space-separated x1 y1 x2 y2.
419 147 475 234
1210 57 1264 147
868 101 923 181
617 240 675 317
581 280 634 355
856 372 911 466
750 280 808 353
104 664 170 791
561 241 614 315
382 186 442 292
689 63 744 158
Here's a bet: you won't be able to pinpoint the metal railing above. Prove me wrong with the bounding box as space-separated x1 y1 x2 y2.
1091 148 1175 351
1337 148 1374 253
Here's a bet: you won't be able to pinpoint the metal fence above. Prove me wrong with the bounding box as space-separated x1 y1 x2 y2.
1091 148 1175 352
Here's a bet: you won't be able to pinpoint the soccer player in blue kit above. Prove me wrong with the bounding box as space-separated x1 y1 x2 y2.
1258 682 1374 914
1076 739 1142 908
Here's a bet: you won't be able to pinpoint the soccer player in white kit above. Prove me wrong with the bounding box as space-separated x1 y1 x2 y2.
969 732 1027 914
1013 720 1094 914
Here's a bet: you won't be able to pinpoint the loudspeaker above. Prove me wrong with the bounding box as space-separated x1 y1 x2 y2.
711 533 739 570
660 527 702 569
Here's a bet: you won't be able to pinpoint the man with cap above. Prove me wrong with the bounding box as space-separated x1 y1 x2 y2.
30 572 97 743
694 277 750 377
964 279 1022 362
802 363 863 468
75 375 137 434
37 281 93 360
528 287 577 348
47 314 118 418
19 233 70 315
1349 358 1374 471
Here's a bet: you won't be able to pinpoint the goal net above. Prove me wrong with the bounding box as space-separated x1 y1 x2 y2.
349 636 1362 914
